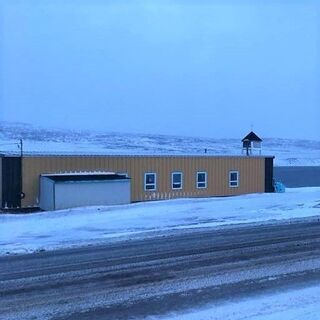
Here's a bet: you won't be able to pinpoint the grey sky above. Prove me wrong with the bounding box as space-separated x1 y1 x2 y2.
1 0 319 139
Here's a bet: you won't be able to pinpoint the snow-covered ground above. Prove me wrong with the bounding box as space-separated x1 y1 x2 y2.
149 283 320 320
1 121 319 166
0 187 319 255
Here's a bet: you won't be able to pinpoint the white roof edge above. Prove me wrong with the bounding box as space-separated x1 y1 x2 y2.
41 171 118 177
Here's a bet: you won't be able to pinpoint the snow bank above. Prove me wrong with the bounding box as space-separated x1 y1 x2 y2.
0 187 319 255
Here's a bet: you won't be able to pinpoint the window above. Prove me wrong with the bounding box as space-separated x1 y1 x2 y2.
172 172 183 189
229 171 239 187
144 173 156 191
252 141 261 148
197 171 207 189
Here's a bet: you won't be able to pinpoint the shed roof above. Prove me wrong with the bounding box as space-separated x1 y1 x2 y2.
242 131 262 142
41 172 129 182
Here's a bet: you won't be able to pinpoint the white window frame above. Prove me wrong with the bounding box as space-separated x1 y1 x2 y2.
196 171 207 189
144 172 157 191
171 172 183 190
229 170 239 187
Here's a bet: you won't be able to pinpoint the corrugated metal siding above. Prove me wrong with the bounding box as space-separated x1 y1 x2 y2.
54 180 131 210
39 177 55 211
21 156 266 208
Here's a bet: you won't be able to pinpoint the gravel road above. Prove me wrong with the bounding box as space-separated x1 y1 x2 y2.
1 219 320 319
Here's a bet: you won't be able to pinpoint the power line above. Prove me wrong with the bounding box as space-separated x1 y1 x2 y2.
0 142 20 146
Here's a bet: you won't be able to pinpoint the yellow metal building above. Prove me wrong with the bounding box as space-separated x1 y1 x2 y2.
0 154 274 209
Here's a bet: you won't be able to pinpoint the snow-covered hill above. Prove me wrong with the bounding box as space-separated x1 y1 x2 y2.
0 122 319 166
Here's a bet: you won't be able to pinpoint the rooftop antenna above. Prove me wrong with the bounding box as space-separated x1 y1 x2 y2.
250 123 254 131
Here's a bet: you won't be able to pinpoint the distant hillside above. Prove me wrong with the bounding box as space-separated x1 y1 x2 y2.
0 122 319 166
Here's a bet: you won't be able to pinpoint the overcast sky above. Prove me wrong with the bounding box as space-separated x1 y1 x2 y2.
0 0 319 139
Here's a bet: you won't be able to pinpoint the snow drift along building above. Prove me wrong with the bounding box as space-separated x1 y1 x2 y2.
0 154 274 210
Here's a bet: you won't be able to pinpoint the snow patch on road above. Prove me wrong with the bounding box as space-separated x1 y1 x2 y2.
149 284 320 320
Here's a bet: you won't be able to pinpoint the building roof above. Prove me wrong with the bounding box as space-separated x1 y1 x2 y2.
242 131 262 142
41 172 130 182
1 153 273 158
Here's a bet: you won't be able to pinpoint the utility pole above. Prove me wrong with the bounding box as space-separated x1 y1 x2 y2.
19 139 23 158
18 139 25 204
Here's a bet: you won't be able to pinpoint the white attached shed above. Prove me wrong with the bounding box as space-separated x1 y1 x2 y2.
39 172 131 211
